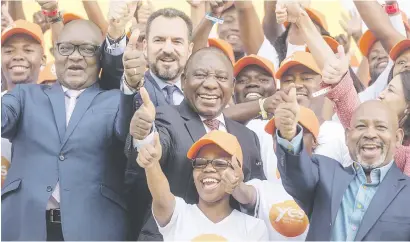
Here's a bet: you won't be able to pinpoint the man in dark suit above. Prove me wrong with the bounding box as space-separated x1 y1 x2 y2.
273 88 410 241
1 20 138 241
121 8 194 239
129 47 265 240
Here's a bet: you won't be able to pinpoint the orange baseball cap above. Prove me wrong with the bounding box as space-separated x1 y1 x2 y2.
187 130 243 167
390 39 410 61
275 51 321 80
306 36 339 53
264 106 320 141
284 7 328 32
1 19 44 48
38 62 57 84
62 13 84 25
208 38 235 64
234 54 275 78
358 30 377 58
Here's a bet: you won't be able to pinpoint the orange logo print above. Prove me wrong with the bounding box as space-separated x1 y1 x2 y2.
276 168 281 180
1 156 10 188
269 200 308 237
192 234 227 242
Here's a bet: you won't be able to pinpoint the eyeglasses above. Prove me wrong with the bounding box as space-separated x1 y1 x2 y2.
56 42 100 57
192 158 233 170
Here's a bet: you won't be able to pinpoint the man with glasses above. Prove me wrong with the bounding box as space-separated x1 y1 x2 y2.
129 47 265 240
1 20 137 241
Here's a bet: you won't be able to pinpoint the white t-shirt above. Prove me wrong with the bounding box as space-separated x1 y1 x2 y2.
246 179 309 240
155 196 268 241
246 119 350 181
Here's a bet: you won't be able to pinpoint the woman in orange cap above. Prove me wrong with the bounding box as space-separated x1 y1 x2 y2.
136 131 268 241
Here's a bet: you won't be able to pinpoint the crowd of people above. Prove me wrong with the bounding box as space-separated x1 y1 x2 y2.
1 0 410 241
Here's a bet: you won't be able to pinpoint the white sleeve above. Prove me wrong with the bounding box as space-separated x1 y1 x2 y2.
257 37 280 71
242 179 262 217
358 61 393 102
153 196 185 240
390 12 407 38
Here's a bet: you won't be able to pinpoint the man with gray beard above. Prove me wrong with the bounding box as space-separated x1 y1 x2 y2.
121 8 194 240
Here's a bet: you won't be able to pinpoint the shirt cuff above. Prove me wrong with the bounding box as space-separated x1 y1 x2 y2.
276 125 303 154
104 35 127 56
133 124 157 151
121 75 137 95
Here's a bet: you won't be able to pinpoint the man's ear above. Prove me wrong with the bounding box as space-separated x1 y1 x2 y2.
188 42 194 57
396 128 404 148
143 38 148 60
41 54 47 67
345 127 350 145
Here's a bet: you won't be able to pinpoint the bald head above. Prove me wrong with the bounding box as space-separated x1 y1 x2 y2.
58 19 102 45
351 100 399 130
346 100 403 172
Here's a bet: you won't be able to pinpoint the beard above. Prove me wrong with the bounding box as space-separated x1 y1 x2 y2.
356 146 387 172
150 53 183 81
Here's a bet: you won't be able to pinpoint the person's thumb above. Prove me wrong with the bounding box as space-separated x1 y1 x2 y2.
153 132 161 150
140 87 154 110
126 28 141 50
283 83 295 94
126 0 139 17
336 45 346 60
288 87 297 104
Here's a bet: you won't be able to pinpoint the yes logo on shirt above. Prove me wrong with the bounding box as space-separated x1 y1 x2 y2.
192 234 227 242
269 200 308 237
1 156 10 187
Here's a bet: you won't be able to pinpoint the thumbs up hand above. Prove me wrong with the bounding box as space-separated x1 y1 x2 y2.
123 29 146 89
136 132 162 169
274 84 300 141
322 45 349 85
108 0 138 34
130 87 156 140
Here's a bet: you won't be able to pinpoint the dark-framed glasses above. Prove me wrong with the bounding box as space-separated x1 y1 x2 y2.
192 158 233 170
56 42 100 57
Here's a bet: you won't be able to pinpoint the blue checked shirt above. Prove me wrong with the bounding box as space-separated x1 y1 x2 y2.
276 125 394 241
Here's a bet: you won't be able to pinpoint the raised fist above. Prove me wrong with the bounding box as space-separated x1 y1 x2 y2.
274 85 300 141
130 87 155 140
123 29 147 89
136 132 162 169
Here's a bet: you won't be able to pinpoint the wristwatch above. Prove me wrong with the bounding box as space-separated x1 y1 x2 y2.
384 2 400 15
258 98 268 120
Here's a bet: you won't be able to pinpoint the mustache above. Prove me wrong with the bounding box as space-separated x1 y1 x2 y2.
156 53 179 62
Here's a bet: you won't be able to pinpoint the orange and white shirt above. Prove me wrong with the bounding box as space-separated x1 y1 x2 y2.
246 179 309 240
154 196 268 241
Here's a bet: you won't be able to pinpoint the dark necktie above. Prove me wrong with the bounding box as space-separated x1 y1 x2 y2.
203 119 220 131
163 85 177 105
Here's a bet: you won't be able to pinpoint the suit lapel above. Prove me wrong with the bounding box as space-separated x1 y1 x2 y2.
44 83 66 143
331 165 355 223
178 100 206 142
62 84 102 147
355 164 407 241
144 71 166 107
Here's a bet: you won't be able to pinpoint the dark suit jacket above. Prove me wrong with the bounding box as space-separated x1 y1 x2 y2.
276 143 410 241
126 99 265 241
99 37 128 90
1 82 134 240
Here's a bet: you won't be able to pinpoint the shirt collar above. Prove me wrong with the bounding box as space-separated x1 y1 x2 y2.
149 70 183 94
199 113 226 126
61 86 86 95
352 160 394 184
